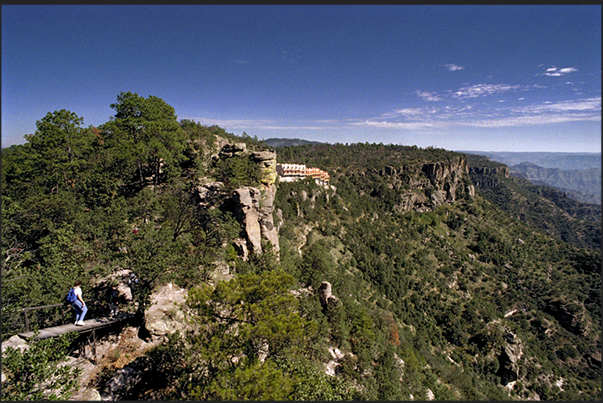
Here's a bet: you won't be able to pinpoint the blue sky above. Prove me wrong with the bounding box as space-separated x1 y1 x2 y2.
2 5 601 152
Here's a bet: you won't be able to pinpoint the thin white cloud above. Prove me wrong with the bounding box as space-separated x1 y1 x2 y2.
353 97 601 131
511 97 601 114
452 83 521 99
542 66 578 77
443 63 464 71
354 120 442 130
184 96 600 135
415 90 442 101
463 113 600 128
233 59 250 65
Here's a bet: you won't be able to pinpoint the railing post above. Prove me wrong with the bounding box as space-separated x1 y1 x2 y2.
23 309 29 332
92 329 97 364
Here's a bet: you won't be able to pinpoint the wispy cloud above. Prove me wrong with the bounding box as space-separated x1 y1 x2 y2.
233 59 250 65
416 83 538 103
542 66 579 77
463 112 600 128
452 83 521 99
182 97 600 135
354 97 601 131
511 97 600 114
415 90 442 101
443 63 464 71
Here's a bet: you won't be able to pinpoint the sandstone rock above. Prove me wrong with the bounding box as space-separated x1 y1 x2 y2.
143 283 189 338
233 185 280 255
194 181 224 207
318 281 339 307
328 347 344 360
258 184 279 253
70 383 102 401
325 360 339 376
497 328 523 386
2 335 29 353
430 190 446 208
209 261 233 284
234 187 263 253
219 142 247 158
249 150 276 162
233 238 249 261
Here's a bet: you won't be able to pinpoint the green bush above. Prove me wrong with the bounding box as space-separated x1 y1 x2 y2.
1 331 81 401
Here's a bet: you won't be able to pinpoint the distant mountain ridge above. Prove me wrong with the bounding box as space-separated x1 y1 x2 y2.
462 151 601 205
262 137 324 147
462 151 601 170
510 162 601 205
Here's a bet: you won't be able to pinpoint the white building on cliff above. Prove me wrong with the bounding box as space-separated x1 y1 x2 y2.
276 163 330 186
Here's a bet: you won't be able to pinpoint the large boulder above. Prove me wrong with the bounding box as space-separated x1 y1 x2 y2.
250 150 278 185
317 281 339 307
143 283 189 339
1 335 29 353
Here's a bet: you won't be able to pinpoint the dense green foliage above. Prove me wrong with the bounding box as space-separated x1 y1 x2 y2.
1 332 81 400
2 96 600 400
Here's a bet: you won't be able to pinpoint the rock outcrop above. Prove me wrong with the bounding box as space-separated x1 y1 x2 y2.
1 334 29 353
233 184 280 256
378 156 475 212
218 142 247 158
543 297 592 337
469 165 510 177
143 283 189 341
496 328 524 387
250 150 278 186
194 180 224 208
192 141 280 259
317 281 339 307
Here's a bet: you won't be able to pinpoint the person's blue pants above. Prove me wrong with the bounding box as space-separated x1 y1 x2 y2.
72 300 88 322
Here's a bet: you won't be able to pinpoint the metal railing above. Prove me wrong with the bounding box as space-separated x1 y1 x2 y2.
22 298 100 333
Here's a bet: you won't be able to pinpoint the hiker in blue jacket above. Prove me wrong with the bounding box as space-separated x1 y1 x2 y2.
71 280 88 325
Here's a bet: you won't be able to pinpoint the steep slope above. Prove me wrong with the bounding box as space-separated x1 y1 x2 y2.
272 143 601 400
3 104 599 401
510 162 601 204
467 154 601 250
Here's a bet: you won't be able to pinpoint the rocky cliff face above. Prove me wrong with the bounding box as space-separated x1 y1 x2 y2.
233 184 279 256
377 156 475 212
193 140 280 259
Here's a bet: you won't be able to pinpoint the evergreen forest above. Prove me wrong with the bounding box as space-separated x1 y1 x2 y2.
1 93 600 400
